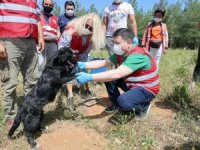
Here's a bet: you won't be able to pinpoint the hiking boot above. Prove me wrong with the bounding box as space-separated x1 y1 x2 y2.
135 103 151 120
67 96 74 107
6 118 14 131
105 105 118 114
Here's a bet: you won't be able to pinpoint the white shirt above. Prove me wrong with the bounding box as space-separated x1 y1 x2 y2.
104 2 135 37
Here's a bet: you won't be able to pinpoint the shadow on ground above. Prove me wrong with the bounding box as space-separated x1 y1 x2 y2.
154 98 200 122
164 141 200 150
77 97 111 120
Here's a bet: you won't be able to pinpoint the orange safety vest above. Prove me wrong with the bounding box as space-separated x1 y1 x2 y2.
0 0 38 39
40 14 58 40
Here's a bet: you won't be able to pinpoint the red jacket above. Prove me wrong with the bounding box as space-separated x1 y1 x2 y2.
0 0 38 39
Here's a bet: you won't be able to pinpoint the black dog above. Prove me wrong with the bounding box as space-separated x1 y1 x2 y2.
8 47 77 148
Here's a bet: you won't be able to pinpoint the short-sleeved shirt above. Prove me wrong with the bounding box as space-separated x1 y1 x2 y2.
109 53 151 72
151 25 162 41
58 14 76 34
104 2 135 37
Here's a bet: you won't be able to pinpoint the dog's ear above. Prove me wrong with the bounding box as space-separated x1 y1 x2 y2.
46 47 69 66
52 47 74 66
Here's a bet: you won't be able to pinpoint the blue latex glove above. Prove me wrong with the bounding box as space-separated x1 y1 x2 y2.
75 72 93 85
133 36 139 45
78 62 86 70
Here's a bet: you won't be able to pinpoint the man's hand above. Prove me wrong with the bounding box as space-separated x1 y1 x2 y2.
75 72 93 85
37 37 45 52
163 48 167 55
133 36 139 45
0 41 7 60
78 62 86 70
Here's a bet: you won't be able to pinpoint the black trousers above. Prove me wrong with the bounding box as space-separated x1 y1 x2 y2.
193 46 200 82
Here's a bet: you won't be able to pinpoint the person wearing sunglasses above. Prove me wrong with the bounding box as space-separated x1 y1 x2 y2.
58 1 76 34
58 13 105 106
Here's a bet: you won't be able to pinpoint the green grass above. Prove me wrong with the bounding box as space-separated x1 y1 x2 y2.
1 48 200 149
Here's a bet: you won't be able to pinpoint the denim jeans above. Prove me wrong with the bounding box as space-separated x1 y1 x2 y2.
105 79 155 112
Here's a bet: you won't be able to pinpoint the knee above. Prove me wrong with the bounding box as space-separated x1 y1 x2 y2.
117 96 130 110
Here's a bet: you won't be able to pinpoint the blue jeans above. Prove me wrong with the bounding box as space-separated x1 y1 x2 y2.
105 79 155 112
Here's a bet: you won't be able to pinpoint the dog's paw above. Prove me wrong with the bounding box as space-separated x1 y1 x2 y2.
39 125 49 133
35 142 40 149
31 140 40 150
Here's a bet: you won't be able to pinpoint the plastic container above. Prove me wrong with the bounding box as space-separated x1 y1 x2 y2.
89 57 108 74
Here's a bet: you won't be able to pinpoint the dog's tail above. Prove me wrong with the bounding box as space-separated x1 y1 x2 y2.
8 107 23 138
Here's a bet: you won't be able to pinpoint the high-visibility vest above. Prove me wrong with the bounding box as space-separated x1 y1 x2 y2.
0 0 38 39
117 46 160 94
40 14 58 40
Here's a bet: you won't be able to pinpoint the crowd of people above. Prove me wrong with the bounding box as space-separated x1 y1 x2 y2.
0 0 172 130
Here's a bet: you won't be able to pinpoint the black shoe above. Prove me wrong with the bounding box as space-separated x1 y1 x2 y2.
105 105 118 114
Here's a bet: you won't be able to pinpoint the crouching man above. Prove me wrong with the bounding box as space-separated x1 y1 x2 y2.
75 28 160 119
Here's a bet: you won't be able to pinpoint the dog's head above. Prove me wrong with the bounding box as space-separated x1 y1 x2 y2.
46 47 78 81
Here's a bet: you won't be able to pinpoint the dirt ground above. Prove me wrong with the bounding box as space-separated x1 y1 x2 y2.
1 82 199 150
35 91 176 150
37 121 108 150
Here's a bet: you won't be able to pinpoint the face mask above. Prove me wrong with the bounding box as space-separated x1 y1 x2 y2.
83 28 92 35
113 0 122 3
43 6 53 14
113 44 124 55
65 10 74 17
154 17 162 23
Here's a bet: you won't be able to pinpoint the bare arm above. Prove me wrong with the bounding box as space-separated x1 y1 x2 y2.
86 58 113 69
58 27 76 49
129 14 138 37
37 16 45 51
0 40 7 60
92 65 132 82
103 16 108 33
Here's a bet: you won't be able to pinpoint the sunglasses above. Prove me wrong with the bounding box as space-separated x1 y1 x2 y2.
85 24 93 32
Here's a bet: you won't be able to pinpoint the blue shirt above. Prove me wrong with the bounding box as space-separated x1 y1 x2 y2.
58 14 76 34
